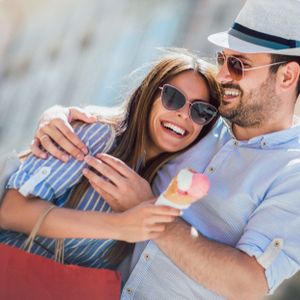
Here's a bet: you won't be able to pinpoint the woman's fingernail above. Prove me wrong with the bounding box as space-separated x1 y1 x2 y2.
41 153 48 159
62 155 69 162
82 147 88 155
84 155 91 163
76 153 84 161
82 168 88 175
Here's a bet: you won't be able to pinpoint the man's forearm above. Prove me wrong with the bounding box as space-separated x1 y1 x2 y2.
155 219 268 300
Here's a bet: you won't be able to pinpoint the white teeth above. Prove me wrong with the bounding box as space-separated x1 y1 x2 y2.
224 89 240 97
162 122 185 136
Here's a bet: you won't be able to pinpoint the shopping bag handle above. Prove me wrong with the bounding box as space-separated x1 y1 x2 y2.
22 205 64 264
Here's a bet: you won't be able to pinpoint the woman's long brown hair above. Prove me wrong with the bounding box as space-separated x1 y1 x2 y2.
67 50 222 266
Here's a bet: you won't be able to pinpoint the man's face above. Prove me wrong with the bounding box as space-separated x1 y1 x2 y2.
216 50 280 128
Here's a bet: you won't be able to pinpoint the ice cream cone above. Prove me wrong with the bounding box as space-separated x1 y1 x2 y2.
156 168 210 209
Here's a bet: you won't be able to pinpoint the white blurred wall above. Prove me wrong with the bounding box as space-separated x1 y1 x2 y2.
0 0 245 154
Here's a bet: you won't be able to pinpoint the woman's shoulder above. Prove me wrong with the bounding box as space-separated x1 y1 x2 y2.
72 121 114 137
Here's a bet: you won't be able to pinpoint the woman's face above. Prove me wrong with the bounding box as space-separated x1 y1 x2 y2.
146 70 211 159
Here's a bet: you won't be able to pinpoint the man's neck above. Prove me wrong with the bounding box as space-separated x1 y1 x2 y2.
231 117 294 141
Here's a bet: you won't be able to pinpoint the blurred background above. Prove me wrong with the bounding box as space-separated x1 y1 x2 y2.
0 0 299 298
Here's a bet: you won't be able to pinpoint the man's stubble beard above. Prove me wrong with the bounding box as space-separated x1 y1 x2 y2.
219 75 280 128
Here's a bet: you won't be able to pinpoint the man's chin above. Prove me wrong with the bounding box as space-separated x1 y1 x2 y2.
219 105 238 121
219 103 233 113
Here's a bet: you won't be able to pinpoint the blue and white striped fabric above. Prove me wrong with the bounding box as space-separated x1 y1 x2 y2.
0 122 118 269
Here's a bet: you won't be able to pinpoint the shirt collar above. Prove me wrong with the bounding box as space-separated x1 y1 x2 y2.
221 116 300 147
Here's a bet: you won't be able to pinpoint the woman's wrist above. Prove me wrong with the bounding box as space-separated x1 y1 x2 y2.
101 212 124 241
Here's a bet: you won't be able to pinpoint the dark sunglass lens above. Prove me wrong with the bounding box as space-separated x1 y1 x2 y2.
227 56 243 80
190 103 216 125
162 85 185 110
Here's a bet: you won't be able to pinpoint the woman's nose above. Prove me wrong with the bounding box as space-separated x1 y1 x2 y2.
176 102 190 119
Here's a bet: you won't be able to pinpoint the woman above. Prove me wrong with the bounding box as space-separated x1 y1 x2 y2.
0 50 221 269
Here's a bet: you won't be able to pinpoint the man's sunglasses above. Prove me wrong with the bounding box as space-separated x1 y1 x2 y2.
159 84 218 126
216 52 287 81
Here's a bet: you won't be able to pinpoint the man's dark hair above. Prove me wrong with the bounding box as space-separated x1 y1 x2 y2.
270 54 300 98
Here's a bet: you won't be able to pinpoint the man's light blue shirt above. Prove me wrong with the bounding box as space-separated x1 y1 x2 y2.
121 117 300 299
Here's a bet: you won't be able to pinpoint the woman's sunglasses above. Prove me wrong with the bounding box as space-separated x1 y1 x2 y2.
159 84 218 126
216 52 287 81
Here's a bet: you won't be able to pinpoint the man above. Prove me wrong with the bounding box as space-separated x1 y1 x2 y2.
22 0 300 298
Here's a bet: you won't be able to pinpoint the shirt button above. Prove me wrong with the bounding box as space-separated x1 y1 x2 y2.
274 239 283 248
40 167 50 175
144 253 150 261
208 167 214 172
127 288 133 295
261 141 267 147
233 140 239 146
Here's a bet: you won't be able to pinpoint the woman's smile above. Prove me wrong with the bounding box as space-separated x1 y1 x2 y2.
160 120 188 137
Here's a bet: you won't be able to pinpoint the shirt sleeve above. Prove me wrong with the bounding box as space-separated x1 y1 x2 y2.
7 122 114 202
236 169 300 294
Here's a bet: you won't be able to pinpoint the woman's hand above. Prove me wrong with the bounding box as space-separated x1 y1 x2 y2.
115 200 181 242
83 153 154 212
31 106 97 161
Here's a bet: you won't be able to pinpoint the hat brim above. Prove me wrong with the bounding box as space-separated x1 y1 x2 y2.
208 31 300 56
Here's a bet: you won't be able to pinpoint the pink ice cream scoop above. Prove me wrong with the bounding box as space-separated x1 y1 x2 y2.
178 171 210 198
156 168 210 209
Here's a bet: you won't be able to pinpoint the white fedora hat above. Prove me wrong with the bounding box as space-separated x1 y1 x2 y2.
208 0 300 56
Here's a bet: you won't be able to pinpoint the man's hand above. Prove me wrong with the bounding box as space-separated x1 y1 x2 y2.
31 106 97 162
82 153 154 211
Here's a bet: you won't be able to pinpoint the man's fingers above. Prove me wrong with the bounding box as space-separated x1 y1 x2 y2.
89 179 114 200
47 119 88 157
84 169 123 211
69 107 98 123
89 181 120 208
96 153 135 178
84 156 124 185
58 122 88 156
42 122 86 160
38 135 70 162
30 138 48 159
35 106 89 160
82 168 120 199
38 118 87 159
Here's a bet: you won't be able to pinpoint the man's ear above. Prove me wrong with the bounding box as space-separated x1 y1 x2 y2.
278 62 300 92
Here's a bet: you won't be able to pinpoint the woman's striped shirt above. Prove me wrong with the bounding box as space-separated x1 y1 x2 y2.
0 122 119 269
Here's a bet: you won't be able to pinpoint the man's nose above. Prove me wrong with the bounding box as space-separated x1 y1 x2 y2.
216 63 233 84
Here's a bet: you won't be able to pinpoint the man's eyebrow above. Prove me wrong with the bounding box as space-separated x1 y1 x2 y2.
233 55 252 63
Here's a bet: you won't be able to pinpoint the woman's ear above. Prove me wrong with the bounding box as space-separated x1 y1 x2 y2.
278 62 300 93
